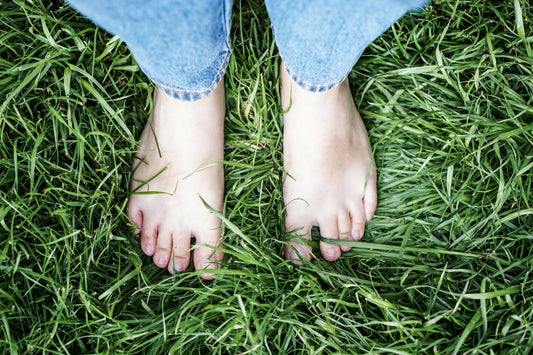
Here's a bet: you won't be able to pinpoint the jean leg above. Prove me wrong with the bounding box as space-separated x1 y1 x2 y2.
66 0 233 101
265 0 429 92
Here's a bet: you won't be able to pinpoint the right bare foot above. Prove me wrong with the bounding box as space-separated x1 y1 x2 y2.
127 83 225 280
281 68 378 264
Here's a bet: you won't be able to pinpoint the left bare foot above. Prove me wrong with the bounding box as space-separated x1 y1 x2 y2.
127 83 225 279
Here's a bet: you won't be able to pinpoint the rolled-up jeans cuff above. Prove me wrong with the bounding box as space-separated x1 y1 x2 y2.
281 59 347 93
267 0 431 94
149 49 231 102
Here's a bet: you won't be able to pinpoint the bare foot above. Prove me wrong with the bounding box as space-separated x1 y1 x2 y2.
127 83 225 280
281 68 378 263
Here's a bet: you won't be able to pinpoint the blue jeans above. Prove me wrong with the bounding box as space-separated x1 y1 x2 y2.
66 0 428 101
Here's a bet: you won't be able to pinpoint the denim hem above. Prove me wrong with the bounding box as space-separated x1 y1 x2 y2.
146 0 233 102
282 60 348 93
149 48 231 102
270 20 348 94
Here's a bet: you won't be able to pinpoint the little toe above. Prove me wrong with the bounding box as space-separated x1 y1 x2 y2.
319 216 341 261
363 168 378 221
153 228 173 268
349 203 366 241
338 210 352 252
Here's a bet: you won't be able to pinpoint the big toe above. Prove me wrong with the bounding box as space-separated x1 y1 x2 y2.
284 241 312 265
193 229 223 280
127 199 143 235
284 212 313 264
318 216 341 261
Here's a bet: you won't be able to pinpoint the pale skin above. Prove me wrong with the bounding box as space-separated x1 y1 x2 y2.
127 81 225 280
281 68 377 262
127 65 377 278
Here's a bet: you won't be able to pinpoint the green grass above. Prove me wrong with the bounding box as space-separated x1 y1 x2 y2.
1 0 532 353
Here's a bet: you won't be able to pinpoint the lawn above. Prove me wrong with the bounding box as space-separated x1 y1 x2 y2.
1 0 532 353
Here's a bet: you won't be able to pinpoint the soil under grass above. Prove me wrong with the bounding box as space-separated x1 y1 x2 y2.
1 0 532 353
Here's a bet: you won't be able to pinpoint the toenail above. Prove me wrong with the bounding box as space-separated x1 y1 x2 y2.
294 247 307 259
144 244 153 254
352 231 362 240
326 248 337 258
285 248 297 260
202 260 217 270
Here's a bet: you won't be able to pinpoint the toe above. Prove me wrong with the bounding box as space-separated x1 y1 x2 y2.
153 228 172 268
284 212 313 264
193 229 223 280
319 216 341 261
285 241 312 265
349 203 366 241
140 221 157 256
128 203 143 235
337 210 352 252
167 232 191 274
363 166 378 222
285 240 312 264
